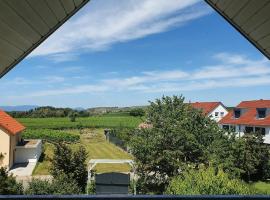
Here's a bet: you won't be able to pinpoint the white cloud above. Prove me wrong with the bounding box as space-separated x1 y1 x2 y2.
15 53 270 97
29 0 211 59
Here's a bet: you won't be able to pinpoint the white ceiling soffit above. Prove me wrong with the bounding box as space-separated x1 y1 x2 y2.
0 0 89 78
205 0 270 60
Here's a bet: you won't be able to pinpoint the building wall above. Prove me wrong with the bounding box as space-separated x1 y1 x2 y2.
0 128 10 169
9 133 21 168
221 124 270 144
15 140 42 163
208 104 228 122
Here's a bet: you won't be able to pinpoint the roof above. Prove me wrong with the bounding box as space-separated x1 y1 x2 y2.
0 0 89 78
205 0 270 60
219 100 270 126
190 102 222 115
0 110 25 135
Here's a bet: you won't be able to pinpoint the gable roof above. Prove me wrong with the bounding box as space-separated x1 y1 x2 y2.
219 100 270 126
0 110 25 135
190 102 222 115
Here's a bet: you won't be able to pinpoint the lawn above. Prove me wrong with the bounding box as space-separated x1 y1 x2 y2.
18 116 142 129
32 128 133 175
252 181 270 194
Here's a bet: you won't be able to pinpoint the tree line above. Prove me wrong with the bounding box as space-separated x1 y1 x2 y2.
8 106 90 118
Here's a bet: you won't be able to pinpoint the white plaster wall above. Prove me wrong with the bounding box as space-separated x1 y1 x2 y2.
233 125 270 144
0 128 10 169
208 104 228 122
15 140 42 163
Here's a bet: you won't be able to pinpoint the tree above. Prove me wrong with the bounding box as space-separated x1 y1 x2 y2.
166 167 255 195
129 95 225 193
129 108 145 117
50 143 88 192
25 173 81 195
69 111 78 122
0 167 23 194
213 132 270 182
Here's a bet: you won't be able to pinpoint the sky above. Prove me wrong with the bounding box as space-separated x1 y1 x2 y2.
0 0 270 108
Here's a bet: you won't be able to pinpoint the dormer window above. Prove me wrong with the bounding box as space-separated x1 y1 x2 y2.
257 108 266 118
234 109 241 118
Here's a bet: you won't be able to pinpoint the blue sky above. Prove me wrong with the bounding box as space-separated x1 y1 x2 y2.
0 0 270 108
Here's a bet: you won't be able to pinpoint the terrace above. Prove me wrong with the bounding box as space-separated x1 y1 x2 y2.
0 0 270 198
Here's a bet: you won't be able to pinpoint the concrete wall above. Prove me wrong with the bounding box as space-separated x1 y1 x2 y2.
0 128 10 169
208 104 228 122
15 140 42 163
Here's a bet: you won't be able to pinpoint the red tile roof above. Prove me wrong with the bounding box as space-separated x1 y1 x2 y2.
219 100 270 126
0 110 25 135
190 102 222 115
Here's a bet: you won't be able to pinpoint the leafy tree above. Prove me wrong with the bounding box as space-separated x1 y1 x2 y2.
213 132 270 182
166 167 255 195
0 167 23 194
25 173 81 195
69 111 78 122
50 143 88 192
129 95 225 193
129 108 145 117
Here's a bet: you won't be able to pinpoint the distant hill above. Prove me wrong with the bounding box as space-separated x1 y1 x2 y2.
0 105 39 112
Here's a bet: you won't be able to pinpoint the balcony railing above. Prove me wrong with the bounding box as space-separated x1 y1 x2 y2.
0 195 270 200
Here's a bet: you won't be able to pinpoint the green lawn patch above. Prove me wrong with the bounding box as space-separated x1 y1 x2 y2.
32 128 132 175
252 181 270 194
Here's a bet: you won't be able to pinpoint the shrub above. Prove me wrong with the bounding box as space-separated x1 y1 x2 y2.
129 108 145 117
25 173 81 195
51 143 88 193
0 167 23 195
166 167 255 195
23 129 80 143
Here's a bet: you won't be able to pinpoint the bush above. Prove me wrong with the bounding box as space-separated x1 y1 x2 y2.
129 108 145 117
25 173 81 195
0 167 23 194
166 167 255 195
23 129 80 143
51 143 88 193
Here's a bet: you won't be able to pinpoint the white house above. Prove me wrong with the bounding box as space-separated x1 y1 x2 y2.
219 100 270 144
191 102 228 122
0 110 42 170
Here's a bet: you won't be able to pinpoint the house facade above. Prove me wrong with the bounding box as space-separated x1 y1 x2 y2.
219 100 270 144
0 110 25 169
191 102 228 122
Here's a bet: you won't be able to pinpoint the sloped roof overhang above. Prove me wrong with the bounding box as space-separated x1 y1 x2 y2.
205 0 270 60
0 0 89 78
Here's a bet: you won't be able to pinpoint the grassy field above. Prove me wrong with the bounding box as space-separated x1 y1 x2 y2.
18 116 142 129
252 181 270 194
33 128 133 175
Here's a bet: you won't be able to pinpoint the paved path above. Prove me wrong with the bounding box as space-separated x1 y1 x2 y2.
9 162 36 176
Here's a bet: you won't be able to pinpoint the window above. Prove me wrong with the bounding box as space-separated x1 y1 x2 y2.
215 112 219 117
220 112 224 117
255 127 266 135
245 126 254 133
234 109 241 118
257 108 266 118
223 125 229 130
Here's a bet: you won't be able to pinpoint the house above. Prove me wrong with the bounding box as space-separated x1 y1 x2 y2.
190 102 228 122
219 100 270 144
0 110 41 170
